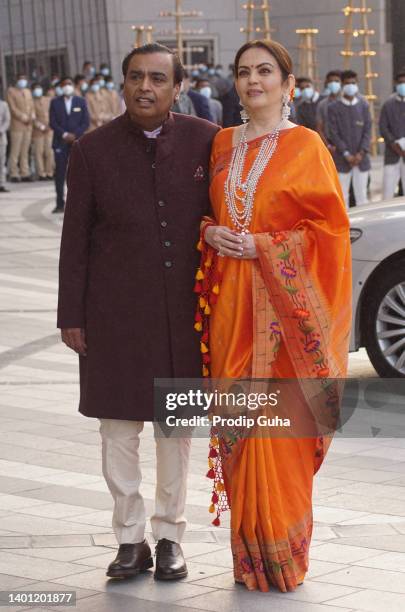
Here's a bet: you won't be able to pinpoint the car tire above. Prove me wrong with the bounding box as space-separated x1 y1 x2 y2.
363 259 405 378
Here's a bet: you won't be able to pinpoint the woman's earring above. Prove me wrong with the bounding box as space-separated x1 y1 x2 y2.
281 93 291 121
240 103 250 124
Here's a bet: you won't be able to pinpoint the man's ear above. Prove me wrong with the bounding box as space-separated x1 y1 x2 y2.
173 82 181 102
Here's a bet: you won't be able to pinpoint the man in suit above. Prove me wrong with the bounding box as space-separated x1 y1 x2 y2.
57 44 219 581
49 76 89 213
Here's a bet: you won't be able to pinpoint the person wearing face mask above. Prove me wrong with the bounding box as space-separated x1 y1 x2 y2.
31 83 54 181
82 61 96 80
316 70 342 150
195 78 223 125
0 96 11 193
379 69 405 199
6 74 35 182
172 70 197 116
328 70 371 208
49 76 89 213
73 74 89 97
100 63 111 78
104 76 122 118
86 77 111 130
295 77 320 131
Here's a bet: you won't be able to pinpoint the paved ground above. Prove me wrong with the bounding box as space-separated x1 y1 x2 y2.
1 176 405 612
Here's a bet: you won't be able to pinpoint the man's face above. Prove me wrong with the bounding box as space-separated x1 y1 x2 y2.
197 79 210 91
123 52 180 126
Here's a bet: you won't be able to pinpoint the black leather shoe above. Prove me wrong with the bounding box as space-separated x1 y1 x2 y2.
21 175 34 182
154 538 188 580
52 206 64 214
0 186 10 193
10 177 20 183
106 541 153 578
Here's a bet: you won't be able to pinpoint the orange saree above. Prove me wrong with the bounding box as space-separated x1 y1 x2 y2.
199 125 352 592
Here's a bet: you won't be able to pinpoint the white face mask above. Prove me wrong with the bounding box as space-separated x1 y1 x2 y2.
98 79 105 88
302 86 314 100
55 86 63 96
106 81 115 90
101 68 110 76
17 79 28 89
199 86 212 99
80 82 89 93
343 83 358 97
327 81 341 96
33 87 43 98
91 83 100 93
62 84 74 97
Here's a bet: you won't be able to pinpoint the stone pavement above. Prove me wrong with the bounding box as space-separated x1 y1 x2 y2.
1 179 405 612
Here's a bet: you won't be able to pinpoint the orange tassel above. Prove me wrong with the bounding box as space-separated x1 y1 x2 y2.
194 322 202 332
195 269 204 280
197 240 203 251
202 365 209 377
204 304 211 315
209 504 215 513
200 342 208 354
212 284 220 295
199 296 206 308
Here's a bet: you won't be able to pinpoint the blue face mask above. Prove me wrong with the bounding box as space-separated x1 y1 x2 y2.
55 86 63 96
328 81 341 95
343 83 358 97
91 83 100 93
101 68 110 76
98 79 105 88
106 82 115 90
208 68 215 76
80 82 89 93
294 87 301 99
33 87 43 98
17 79 28 89
396 83 405 98
302 86 314 100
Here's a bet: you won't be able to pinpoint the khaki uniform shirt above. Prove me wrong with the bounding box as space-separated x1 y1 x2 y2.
7 86 35 131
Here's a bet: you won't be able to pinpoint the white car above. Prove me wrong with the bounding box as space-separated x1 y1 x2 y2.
349 197 405 377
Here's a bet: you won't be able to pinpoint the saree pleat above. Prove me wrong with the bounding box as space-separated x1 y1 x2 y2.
206 125 351 592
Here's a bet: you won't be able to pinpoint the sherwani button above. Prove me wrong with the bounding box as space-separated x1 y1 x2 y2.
164 261 173 268
161 220 167 228
164 241 171 247
158 200 165 207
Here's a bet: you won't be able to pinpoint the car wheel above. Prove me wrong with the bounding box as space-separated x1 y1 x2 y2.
363 261 405 377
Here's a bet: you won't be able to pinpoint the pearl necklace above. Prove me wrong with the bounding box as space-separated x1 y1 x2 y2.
225 119 288 234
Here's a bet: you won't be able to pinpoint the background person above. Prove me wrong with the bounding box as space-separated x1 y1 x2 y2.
328 69 372 208
32 83 54 180
49 76 89 213
380 69 405 199
6 74 35 182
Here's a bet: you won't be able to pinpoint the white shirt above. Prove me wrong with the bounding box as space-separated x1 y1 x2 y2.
341 96 360 107
64 96 73 115
143 126 162 139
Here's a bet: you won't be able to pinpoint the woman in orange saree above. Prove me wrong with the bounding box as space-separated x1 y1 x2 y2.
195 40 352 593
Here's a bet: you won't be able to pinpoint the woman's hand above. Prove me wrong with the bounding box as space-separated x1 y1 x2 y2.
204 226 257 259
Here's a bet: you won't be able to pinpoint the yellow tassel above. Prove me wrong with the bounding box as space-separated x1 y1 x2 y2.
195 269 204 280
211 437 219 447
209 504 215 513
199 296 206 309
204 257 212 268
197 240 203 251
204 304 211 315
212 284 220 295
202 365 209 377
194 322 203 332
201 342 208 354
208 458 214 468
216 482 225 492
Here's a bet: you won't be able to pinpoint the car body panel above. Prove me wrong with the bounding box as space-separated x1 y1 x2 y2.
349 197 405 352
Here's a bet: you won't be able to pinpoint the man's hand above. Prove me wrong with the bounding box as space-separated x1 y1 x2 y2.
390 142 404 157
354 151 363 165
345 154 357 166
61 328 87 356
63 132 76 143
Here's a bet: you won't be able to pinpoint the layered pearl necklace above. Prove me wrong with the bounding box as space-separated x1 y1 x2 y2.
225 118 288 234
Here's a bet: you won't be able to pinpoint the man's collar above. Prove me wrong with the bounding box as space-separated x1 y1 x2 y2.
395 94 405 102
341 96 359 106
123 111 175 138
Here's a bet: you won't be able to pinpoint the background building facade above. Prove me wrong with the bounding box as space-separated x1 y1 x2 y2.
1 0 404 102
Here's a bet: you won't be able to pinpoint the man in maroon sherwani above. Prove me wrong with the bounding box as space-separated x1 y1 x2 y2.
57 44 219 581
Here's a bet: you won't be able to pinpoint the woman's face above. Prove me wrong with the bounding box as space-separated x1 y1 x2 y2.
235 47 292 115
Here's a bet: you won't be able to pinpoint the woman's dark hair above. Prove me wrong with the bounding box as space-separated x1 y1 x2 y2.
122 43 184 85
234 40 293 82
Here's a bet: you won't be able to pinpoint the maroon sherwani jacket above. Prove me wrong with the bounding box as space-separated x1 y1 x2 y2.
57 111 219 420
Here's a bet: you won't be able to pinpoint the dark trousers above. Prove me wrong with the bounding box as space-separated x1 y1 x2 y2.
54 146 70 209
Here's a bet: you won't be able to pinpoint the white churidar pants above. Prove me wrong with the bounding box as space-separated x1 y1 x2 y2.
382 159 405 200
338 167 370 209
99 419 191 545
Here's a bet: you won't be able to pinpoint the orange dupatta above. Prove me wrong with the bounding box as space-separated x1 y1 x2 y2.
198 125 352 592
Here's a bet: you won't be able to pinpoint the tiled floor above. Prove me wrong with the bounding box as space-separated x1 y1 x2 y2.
1 178 405 612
